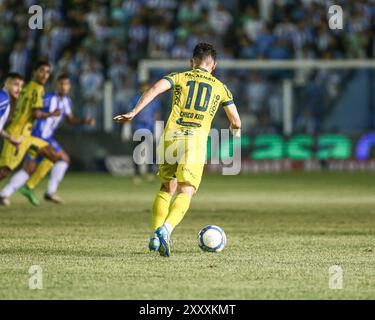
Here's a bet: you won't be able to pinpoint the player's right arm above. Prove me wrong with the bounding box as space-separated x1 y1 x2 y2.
113 78 172 123
33 107 60 119
31 89 61 120
0 130 22 147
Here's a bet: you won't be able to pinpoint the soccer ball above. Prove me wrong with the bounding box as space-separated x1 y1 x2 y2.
198 225 227 252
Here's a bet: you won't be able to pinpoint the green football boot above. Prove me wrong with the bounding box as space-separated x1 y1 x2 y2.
19 186 40 206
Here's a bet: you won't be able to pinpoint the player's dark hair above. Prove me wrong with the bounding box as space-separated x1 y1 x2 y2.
193 43 217 62
56 73 70 81
5 72 24 81
32 59 51 71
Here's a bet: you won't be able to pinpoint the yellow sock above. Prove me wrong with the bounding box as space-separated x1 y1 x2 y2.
26 159 54 190
165 193 191 230
151 191 172 231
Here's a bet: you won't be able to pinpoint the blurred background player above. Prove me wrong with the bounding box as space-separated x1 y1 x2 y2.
128 82 160 184
114 43 241 257
1 74 95 206
0 61 67 206
0 73 24 146
0 60 63 187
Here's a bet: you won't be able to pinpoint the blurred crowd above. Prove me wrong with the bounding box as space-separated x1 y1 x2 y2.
0 0 374 134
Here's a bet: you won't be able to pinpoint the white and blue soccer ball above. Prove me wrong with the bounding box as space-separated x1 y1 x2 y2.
198 225 227 252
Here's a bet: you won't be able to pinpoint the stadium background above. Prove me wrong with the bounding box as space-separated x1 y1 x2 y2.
0 0 374 172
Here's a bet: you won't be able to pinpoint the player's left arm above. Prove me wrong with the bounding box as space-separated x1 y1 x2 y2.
223 103 241 138
65 97 95 126
221 84 241 138
113 79 171 123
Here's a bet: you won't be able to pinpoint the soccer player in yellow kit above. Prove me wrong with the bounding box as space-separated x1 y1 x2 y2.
13 74 95 206
114 43 241 257
0 60 63 205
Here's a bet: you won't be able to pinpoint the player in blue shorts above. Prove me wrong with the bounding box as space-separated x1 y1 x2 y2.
0 74 95 206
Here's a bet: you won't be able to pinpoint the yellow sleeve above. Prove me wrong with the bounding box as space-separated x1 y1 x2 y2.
31 86 44 109
163 72 180 88
221 83 234 107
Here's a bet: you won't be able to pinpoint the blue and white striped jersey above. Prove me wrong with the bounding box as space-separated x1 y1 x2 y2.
32 92 72 140
0 89 10 132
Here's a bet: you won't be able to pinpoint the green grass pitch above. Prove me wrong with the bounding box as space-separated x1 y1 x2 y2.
0 172 374 299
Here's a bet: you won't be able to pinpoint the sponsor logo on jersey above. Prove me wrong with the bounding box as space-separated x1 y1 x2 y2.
176 117 202 128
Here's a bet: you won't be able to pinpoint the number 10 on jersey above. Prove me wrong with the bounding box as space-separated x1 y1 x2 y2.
185 81 212 112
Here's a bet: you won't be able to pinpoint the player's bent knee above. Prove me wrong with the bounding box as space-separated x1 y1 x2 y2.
178 182 196 198
160 183 170 193
169 179 177 194
160 179 177 196
61 152 70 164
0 167 10 180
23 160 37 175
40 146 60 163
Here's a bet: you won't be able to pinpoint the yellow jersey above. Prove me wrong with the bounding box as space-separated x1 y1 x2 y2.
163 68 234 138
7 80 44 137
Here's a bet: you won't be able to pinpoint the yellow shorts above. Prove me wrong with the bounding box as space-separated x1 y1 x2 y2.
157 134 207 190
0 135 48 170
